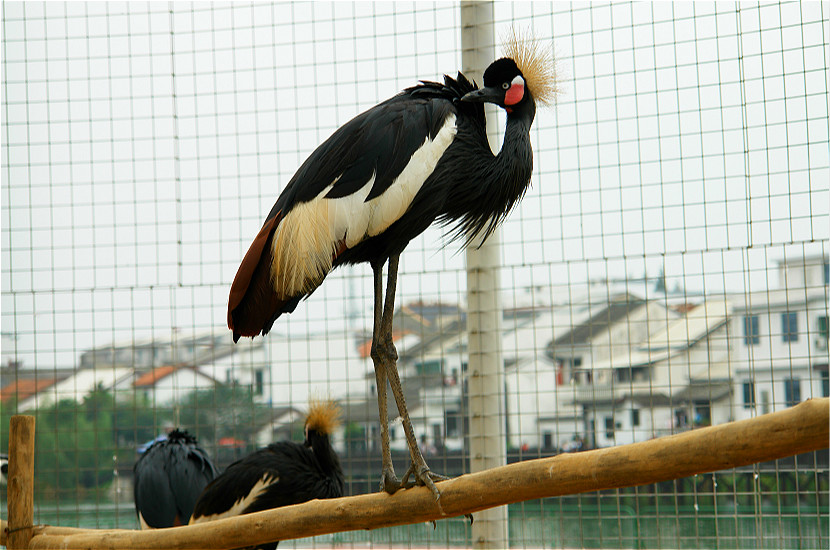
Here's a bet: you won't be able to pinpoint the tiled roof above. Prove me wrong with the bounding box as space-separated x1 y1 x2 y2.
553 295 646 347
0 377 57 403
133 365 178 388
357 330 411 359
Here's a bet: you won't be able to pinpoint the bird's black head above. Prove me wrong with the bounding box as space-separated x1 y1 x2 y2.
166 429 198 445
461 30 557 116
302 400 341 454
461 57 531 114
303 400 345 493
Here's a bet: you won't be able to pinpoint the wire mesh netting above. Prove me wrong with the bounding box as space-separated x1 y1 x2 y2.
1 1 828 549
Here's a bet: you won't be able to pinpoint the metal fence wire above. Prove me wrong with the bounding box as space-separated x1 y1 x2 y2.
1 1 828 549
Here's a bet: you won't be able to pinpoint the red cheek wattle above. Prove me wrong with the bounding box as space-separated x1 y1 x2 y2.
504 84 524 106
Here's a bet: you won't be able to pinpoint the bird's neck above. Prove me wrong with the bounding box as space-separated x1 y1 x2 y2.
438 101 536 243
484 108 534 207
309 433 343 478
495 111 533 174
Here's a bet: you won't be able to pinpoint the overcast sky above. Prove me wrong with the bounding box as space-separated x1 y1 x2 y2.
2 1 828 369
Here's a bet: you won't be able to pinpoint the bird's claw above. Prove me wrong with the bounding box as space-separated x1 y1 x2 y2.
399 464 450 501
380 467 407 494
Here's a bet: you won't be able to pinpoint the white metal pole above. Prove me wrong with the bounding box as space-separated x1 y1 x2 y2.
460 2 508 548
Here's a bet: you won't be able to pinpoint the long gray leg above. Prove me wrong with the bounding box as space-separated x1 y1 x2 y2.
376 254 445 500
370 260 401 494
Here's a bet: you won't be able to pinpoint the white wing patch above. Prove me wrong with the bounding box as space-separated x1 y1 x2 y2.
364 113 457 238
271 184 338 297
189 473 279 524
271 113 457 298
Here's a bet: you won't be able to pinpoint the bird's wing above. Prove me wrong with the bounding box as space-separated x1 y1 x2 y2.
168 444 218 524
133 448 180 528
228 86 460 340
189 442 342 523
189 448 283 523
229 443 342 515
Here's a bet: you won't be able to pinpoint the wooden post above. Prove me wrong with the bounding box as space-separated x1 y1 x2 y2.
461 2 508 548
7 415 36 550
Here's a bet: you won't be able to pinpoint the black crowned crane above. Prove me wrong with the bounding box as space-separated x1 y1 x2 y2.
133 429 218 528
189 400 344 550
227 32 556 498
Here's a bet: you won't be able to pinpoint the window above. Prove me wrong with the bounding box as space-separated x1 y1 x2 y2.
254 369 264 396
415 360 442 376
782 312 798 342
543 432 553 449
819 368 829 398
784 378 801 407
444 409 460 438
742 380 755 409
604 417 615 439
818 316 829 340
743 315 760 345
631 408 640 427
694 402 711 426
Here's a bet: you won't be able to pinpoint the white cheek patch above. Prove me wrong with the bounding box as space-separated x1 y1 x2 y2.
504 75 525 106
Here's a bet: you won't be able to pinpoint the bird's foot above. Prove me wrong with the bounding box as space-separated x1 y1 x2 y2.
399 465 473 524
380 466 412 495
399 464 449 500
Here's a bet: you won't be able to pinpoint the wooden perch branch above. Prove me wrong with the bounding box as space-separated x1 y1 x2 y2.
4 398 828 550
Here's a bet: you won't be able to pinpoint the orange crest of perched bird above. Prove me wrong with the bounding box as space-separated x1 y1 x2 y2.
502 27 558 106
306 399 342 434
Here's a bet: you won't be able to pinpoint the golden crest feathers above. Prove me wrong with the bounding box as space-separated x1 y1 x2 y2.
502 27 558 106
306 399 342 435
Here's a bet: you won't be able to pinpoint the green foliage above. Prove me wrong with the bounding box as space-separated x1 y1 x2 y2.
1 397 17 453
2 386 177 498
176 384 272 445
344 422 366 453
33 397 115 498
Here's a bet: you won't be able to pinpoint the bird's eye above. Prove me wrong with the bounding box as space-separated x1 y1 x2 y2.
502 82 510 90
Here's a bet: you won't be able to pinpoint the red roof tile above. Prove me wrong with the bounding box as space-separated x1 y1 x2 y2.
133 365 178 388
357 330 411 359
0 377 57 404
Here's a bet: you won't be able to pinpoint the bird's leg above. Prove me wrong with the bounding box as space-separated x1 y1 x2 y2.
378 255 446 501
370 261 402 495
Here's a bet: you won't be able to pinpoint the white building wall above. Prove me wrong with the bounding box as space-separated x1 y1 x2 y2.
505 364 556 450
731 286 828 421
587 402 675 448
141 369 216 406
265 330 374 409
18 367 133 411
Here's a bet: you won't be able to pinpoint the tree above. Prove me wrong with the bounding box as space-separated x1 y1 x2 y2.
33 398 114 498
177 384 272 446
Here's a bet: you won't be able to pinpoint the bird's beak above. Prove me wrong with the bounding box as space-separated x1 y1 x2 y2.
461 86 501 104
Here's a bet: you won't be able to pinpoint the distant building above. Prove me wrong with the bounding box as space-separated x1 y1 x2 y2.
124 365 219 405
572 300 732 447
730 255 829 419
5 256 826 457
5 367 133 411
